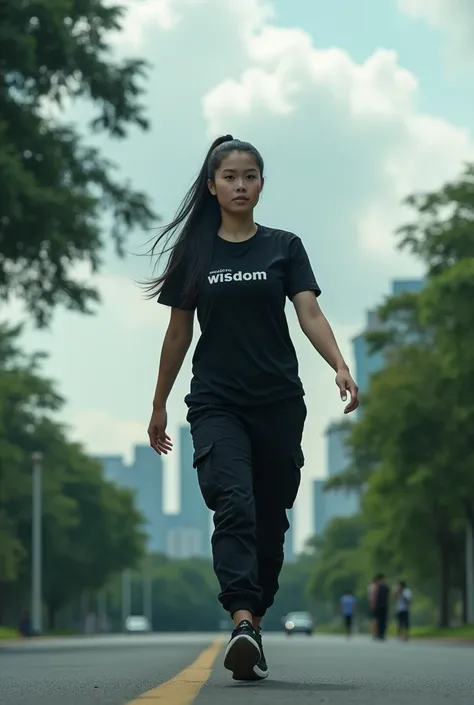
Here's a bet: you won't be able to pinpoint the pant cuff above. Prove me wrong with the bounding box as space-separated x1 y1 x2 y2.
229 601 259 618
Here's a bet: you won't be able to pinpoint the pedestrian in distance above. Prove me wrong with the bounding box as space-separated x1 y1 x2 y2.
340 589 357 638
373 573 390 641
145 135 360 682
367 576 378 639
395 580 412 641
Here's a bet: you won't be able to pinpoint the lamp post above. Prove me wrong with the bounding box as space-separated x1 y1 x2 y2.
31 451 43 635
143 556 153 630
121 570 131 631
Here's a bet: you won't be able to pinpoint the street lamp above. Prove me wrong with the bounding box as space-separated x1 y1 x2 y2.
143 556 153 630
31 451 43 635
121 570 131 631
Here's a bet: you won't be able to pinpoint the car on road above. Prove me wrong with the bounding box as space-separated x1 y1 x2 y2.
283 611 314 636
124 615 151 634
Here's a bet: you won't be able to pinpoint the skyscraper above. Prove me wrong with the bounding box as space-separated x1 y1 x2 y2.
312 424 359 536
352 279 424 398
131 445 166 553
313 479 326 536
99 455 127 486
173 425 212 558
96 445 166 554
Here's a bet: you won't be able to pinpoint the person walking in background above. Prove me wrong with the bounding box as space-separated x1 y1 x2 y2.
340 589 358 638
145 135 359 682
395 580 412 641
373 573 390 640
367 576 378 639
18 609 32 638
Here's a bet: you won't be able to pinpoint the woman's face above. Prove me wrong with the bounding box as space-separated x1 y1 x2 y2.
208 150 263 214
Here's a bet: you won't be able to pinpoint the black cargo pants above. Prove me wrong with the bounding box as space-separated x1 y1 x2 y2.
187 396 306 618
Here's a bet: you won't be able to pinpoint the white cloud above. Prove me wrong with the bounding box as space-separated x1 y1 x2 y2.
203 18 473 263
113 0 181 45
398 0 474 61
13 0 474 549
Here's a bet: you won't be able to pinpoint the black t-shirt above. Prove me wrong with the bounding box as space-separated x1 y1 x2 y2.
158 224 321 407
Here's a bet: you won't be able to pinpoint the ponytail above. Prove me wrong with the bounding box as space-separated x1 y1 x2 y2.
143 135 264 305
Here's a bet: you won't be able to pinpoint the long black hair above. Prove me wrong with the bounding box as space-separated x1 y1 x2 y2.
143 134 264 305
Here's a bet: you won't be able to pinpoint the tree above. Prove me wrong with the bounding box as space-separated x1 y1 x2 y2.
307 515 369 610
0 0 157 325
37 427 146 628
327 164 474 626
0 323 62 613
0 322 146 627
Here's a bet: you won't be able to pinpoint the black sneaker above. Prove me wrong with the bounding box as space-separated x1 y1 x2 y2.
252 627 269 680
230 625 269 681
224 620 261 681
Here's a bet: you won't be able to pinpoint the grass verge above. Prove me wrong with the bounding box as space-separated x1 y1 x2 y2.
315 622 474 640
0 627 19 640
410 625 474 639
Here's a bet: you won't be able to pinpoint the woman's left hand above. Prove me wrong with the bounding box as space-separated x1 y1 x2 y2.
335 368 359 414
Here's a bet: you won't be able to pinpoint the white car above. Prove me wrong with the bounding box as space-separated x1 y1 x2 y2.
124 615 151 633
284 611 314 636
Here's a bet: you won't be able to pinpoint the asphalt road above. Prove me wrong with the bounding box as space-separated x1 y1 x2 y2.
1 632 473 705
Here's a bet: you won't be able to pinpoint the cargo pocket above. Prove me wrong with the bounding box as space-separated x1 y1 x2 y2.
285 447 305 509
193 443 219 511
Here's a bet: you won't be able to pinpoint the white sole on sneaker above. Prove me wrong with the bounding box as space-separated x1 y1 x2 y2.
224 634 261 680
253 663 269 680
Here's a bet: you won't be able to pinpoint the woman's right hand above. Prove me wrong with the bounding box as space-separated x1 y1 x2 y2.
147 406 173 455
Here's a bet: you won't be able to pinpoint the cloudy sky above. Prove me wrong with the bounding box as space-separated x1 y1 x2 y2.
8 0 474 549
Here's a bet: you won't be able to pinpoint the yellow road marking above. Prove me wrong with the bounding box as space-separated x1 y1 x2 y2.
126 638 223 704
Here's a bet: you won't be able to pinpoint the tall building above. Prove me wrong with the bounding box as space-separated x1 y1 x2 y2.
352 279 425 397
312 424 359 536
176 425 212 558
312 278 424 536
99 455 127 486
98 430 213 561
352 309 384 400
313 480 326 536
97 445 166 554
165 511 203 559
131 445 166 554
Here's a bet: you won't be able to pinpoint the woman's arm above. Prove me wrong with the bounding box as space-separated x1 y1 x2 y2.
292 291 359 413
148 308 194 454
152 308 194 409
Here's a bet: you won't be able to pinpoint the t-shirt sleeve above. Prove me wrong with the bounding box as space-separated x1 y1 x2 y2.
157 254 196 311
285 235 321 300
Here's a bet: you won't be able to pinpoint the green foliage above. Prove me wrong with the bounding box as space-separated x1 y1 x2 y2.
0 323 145 627
323 162 474 628
307 515 369 605
0 0 157 325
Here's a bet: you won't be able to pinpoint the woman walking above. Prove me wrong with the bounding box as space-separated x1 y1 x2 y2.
146 135 359 682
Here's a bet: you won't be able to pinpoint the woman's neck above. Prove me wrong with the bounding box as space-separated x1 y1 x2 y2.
218 213 257 242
